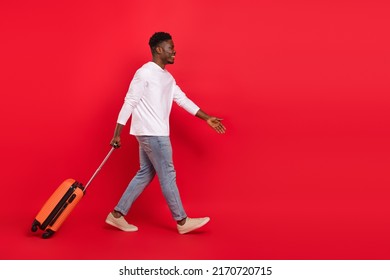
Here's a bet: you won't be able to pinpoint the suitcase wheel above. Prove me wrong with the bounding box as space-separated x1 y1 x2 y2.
42 229 55 239
31 220 40 232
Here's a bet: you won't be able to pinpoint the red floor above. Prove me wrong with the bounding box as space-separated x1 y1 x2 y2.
3 137 390 260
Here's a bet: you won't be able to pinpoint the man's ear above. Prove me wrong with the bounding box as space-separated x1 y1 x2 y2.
155 46 163 54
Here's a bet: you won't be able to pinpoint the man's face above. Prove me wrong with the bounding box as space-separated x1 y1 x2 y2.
157 39 176 65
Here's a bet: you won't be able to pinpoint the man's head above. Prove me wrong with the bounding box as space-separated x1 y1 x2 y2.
149 32 176 67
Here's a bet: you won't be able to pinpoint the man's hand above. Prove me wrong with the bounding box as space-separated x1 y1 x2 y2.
196 109 226 134
110 123 124 148
110 136 121 148
207 117 226 134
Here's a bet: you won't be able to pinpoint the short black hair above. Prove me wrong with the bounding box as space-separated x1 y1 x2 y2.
149 32 172 52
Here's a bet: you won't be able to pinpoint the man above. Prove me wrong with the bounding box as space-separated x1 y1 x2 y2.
105 32 226 234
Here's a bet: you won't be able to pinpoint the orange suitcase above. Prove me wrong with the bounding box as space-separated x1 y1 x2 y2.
31 146 115 238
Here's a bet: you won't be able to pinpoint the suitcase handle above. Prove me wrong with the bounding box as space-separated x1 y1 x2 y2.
84 144 117 191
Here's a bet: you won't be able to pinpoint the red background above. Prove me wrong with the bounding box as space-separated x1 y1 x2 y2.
1 0 390 259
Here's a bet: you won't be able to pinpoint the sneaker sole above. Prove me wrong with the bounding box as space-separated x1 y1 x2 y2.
105 219 138 232
178 217 210 234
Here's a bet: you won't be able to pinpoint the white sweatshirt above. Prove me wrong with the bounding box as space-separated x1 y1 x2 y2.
117 61 200 136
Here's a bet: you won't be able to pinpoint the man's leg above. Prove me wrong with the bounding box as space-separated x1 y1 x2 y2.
106 144 155 231
137 136 187 221
139 136 210 234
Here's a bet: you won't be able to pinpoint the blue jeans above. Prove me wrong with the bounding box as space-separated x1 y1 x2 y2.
114 136 187 221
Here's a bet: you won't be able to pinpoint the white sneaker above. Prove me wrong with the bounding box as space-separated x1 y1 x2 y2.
177 217 210 234
105 212 138 232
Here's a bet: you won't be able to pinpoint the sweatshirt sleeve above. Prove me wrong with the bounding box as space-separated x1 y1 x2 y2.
173 84 200 116
117 69 148 125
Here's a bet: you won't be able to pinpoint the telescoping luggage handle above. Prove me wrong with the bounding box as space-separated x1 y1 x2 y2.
84 144 117 191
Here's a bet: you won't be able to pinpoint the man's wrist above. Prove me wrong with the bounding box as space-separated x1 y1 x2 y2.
196 109 211 121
